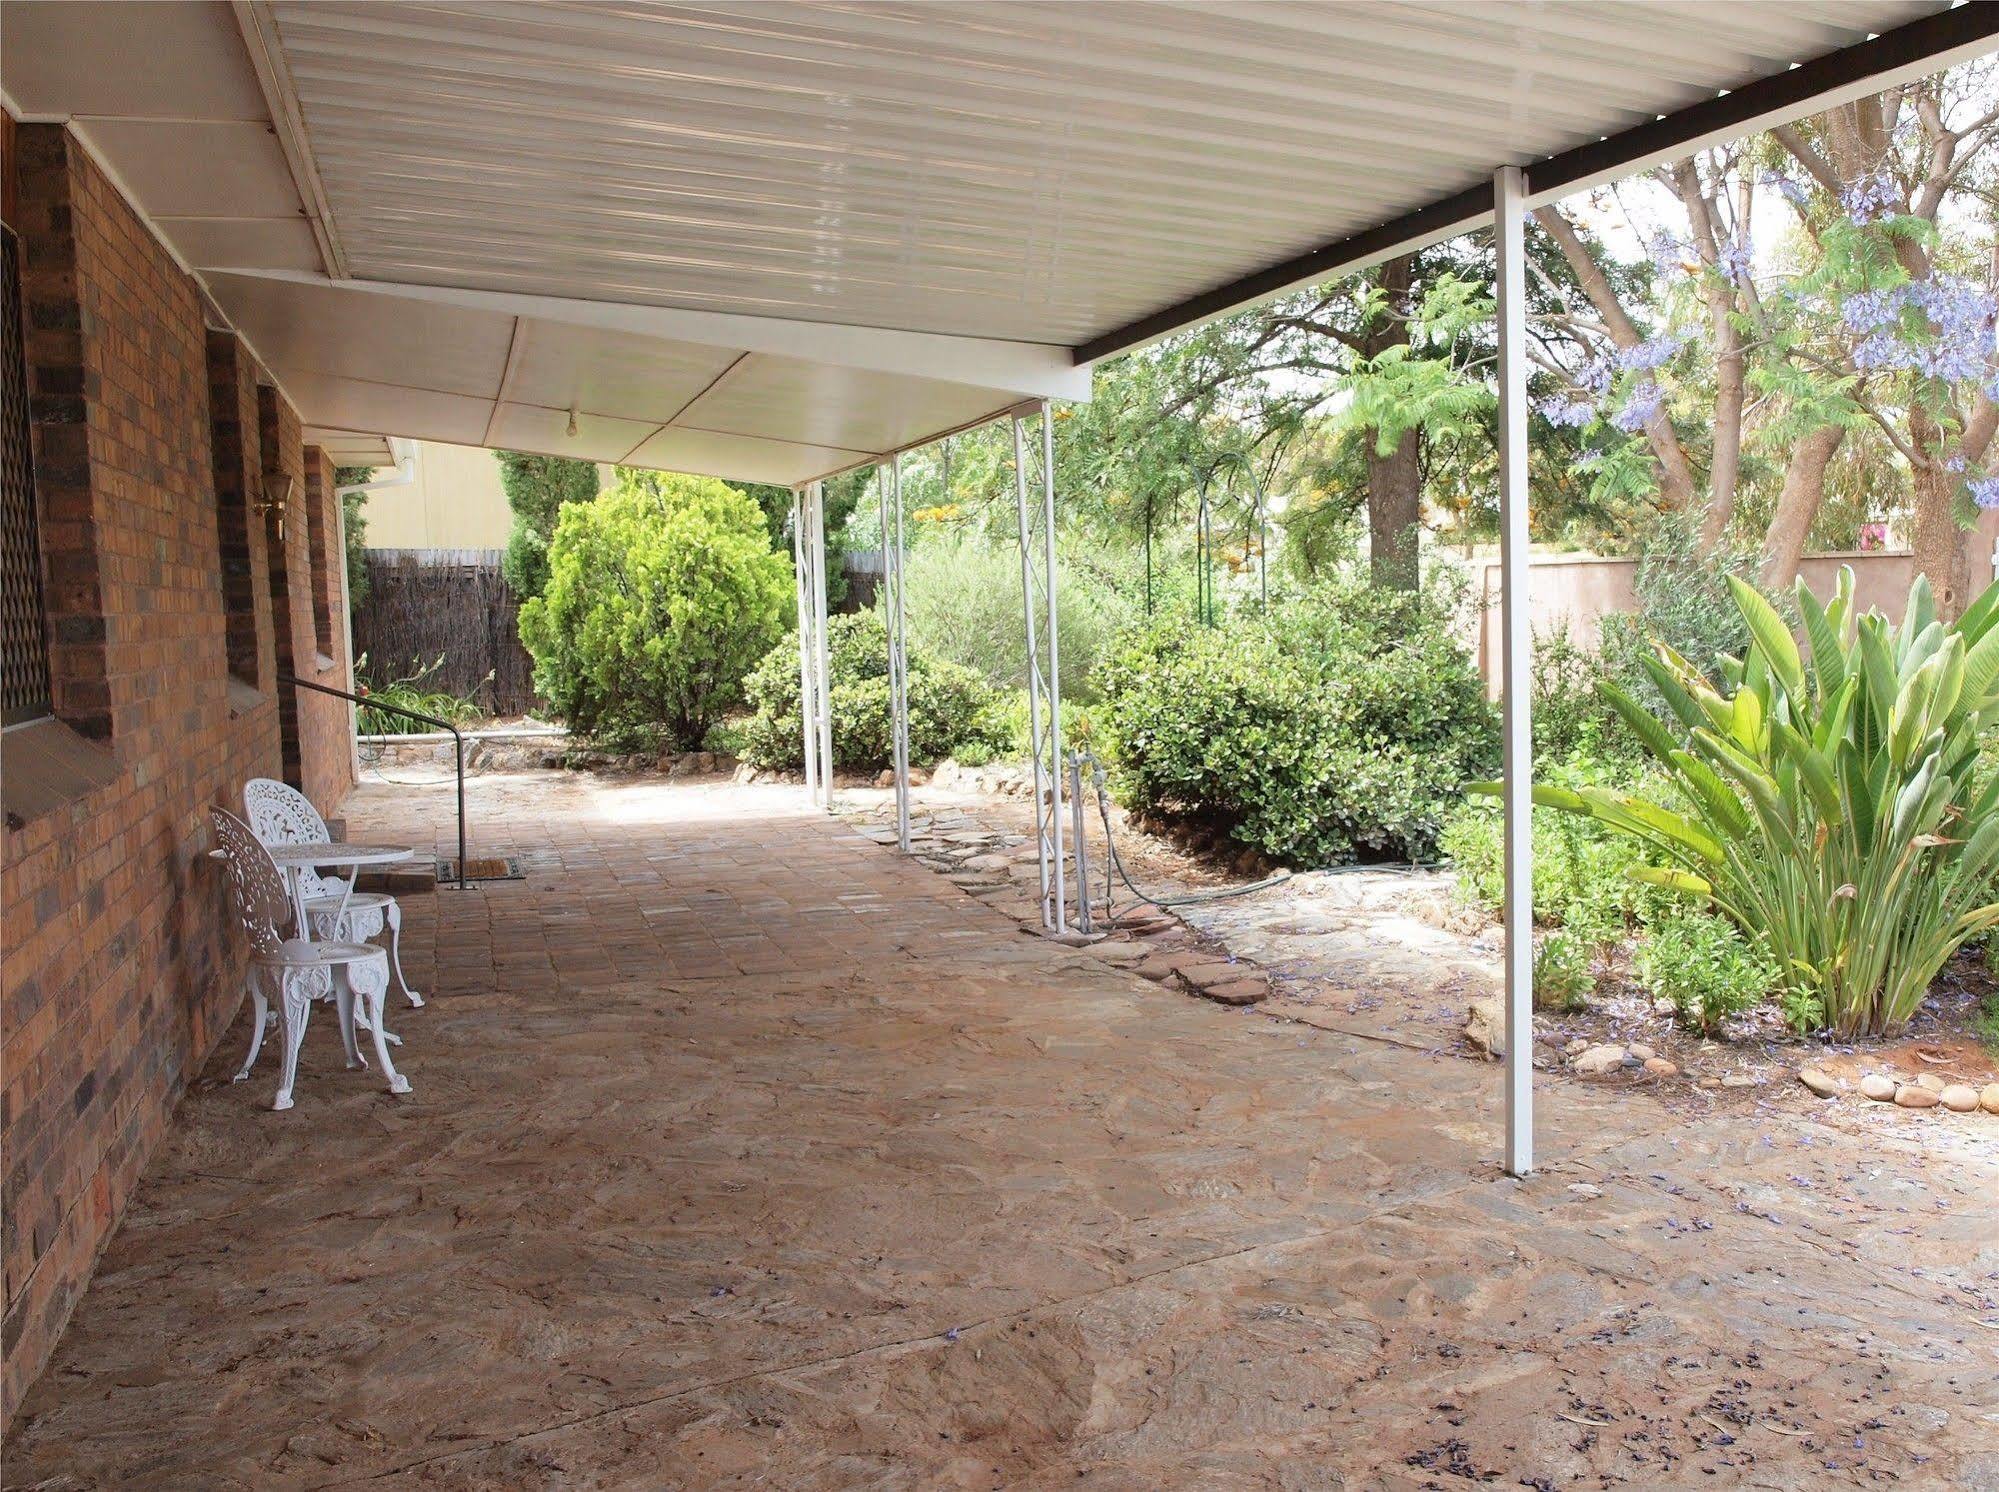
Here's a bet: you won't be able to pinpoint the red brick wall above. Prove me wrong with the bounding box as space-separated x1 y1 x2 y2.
256 392 354 814
1 125 350 1421
298 447 356 814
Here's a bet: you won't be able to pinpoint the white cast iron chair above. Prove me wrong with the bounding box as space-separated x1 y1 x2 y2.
211 807 411 1111
243 776 422 1007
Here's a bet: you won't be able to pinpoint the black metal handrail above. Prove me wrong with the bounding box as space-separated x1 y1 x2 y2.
279 673 468 889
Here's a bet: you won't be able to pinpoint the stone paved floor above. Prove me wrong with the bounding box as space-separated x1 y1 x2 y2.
6 771 1995 1489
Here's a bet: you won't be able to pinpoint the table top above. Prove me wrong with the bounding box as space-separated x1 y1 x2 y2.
263 841 415 869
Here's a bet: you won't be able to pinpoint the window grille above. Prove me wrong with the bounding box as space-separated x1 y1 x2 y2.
0 225 53 726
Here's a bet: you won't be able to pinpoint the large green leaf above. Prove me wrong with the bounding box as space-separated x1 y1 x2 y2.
1796 578 1846 703
1730 575 1804 701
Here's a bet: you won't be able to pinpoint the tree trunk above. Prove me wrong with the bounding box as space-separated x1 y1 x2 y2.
1533 206 1700 514
1367 426 1422 589
1909 413 1972 619
1363 254 1421 590
1670 159 1747 554
1759 425 1843 591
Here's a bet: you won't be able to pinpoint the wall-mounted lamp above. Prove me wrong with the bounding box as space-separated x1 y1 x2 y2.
256 473 297 540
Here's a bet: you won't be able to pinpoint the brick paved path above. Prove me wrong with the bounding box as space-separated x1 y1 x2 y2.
7 772 1993 1488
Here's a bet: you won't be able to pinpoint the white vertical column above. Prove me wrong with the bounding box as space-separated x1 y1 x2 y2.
809 479 834 809
1495 165 1534 1178
791 486 821 808
1011 412 1054 926
1039 405 1066 928
880 456 911 849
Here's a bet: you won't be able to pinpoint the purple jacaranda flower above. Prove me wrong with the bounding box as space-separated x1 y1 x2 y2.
1841 170 1902 224
1617 333 1682 374
1719 236 1753 284
1646 228 1687 277
1535 396 1597 429
1611 381 1663 434
1969 476 1999 511
1765 170 1812 210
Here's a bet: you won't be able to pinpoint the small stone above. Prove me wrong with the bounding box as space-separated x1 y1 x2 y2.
1720 1074 1756 1088
1939 1084 1979 1113
1199 977 1267 1006
1696 1076 1720 1089
1628 1043 1656 1061
1563 1037 1589 1058
1894 1083 1939 1109
1565 1183 1603 1200
1571 1044 1627 1075
1652 998 1676 1017
876 769 895 788
1982 1084 1999 1116
1860 1074 1897 1102
1643 1057 1677 1077
1465 996 1506 1059
1798 1068 1838 1099
1915 1072 1946 1093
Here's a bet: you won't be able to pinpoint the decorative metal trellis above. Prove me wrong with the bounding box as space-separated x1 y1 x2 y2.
1192 451 1269 627
0 225 53 728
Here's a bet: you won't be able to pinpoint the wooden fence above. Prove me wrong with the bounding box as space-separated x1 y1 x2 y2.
351 548 538 716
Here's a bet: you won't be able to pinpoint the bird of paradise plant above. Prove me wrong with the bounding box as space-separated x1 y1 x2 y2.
1480 568 1999 1037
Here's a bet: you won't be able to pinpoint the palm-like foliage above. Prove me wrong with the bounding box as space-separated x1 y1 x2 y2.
1507 570 1999 1037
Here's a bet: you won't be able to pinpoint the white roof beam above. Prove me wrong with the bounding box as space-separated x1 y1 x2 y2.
213 268 1090 401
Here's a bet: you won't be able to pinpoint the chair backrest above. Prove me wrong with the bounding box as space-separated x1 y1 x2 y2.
211 805 290 954
243 777 336 899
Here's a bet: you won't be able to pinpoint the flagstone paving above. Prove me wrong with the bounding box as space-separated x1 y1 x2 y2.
5 771 1994 1489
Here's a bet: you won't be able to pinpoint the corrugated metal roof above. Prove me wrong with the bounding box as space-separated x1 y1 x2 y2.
2 0 1979 484
270 1 1949 344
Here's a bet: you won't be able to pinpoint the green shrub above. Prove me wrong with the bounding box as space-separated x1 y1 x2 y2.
1532 626 1636 764
1634 908 1775 1034
1097 578 1497 864
736 610 1008 772
354 652 485 736
1534 930 1595 1012
1521 569 1999 1038
902 532 1133 702
1597 512 1760 721
517 473 791 750
497 451 601 601
1439 747 1663 939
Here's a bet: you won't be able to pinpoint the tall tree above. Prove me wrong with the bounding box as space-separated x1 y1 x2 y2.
1771 63 1999 614
496 452 601 601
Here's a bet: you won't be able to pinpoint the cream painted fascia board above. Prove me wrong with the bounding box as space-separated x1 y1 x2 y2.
0 111 308 419
230 0 348 278
214 269 1094 401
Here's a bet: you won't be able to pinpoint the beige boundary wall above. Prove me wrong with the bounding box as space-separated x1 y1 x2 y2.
1456 528 1999 697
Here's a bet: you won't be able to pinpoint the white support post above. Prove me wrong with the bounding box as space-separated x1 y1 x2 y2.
1011 405 1066 932
809 479 834 809
791 486 822 809
1040 405 1066 926
1495 165 1534 1178
880 456 912 850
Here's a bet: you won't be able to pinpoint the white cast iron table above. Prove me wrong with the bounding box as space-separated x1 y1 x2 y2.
262 841 415 939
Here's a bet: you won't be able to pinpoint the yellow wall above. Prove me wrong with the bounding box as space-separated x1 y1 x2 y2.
358 441 514 549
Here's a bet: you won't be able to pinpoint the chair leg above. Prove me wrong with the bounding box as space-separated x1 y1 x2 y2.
333 966 365 1071
386 900 423 1007
273 973 313 1112
234 971 269 1082
349 963 411 1096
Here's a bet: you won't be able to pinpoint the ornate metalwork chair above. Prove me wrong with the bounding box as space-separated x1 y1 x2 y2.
243 776 421 1006
210 806 409 1111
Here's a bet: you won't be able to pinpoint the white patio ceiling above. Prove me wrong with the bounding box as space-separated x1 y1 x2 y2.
2 1 1988 485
